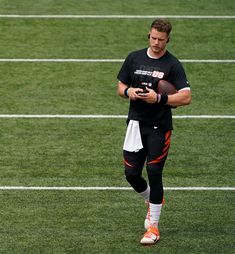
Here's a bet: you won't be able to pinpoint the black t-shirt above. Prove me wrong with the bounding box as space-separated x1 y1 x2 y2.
117 48 190 131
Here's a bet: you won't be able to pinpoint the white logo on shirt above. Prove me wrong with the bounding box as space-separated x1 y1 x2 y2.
134 69 165 79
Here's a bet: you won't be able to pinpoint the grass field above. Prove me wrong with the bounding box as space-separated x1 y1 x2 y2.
0 1 234 253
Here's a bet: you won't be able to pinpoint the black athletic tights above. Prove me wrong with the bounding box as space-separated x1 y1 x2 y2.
124 123 171 204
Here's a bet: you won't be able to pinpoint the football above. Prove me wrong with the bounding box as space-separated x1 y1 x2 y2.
157 80 177 95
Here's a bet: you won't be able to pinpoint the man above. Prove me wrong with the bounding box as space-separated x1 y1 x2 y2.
117 19 191 245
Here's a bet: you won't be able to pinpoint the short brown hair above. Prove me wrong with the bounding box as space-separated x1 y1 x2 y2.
150 19 172 35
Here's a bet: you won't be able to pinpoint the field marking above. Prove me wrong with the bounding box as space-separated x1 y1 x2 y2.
0 115 234 119
0 186 234 191
0 59 234 63
0 15 234 19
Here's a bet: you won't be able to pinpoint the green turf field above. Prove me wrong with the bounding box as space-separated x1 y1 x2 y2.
0 1 234 253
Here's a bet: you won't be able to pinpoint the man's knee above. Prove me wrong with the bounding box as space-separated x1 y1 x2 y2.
125 174 147 193
146 162 164 175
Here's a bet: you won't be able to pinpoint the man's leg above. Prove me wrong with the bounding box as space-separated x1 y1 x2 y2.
123 148 148 195
140 129 171 245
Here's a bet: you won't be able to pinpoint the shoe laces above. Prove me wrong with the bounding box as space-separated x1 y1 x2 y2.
144 227 160 238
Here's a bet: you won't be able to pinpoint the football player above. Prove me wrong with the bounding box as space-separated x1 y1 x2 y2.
117 19 191 245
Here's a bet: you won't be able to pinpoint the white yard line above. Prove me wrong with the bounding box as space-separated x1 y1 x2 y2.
0 15 234 19
0 115 234 119
173 115 235 119
0 186 234 191
0 59 124 63
0 114 127 119
0 58 234 63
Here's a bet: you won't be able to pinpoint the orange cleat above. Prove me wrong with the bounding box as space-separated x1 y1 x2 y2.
140 226 160 245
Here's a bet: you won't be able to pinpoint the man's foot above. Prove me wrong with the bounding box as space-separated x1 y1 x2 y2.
140 226 160 245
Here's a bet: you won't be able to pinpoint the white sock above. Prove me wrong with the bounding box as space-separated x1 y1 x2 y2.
139 186 150 202
149 203 162 228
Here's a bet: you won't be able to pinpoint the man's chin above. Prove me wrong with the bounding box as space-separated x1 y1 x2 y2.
152 47 161 53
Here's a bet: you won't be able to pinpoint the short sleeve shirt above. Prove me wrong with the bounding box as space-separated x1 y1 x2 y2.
117 48 190 131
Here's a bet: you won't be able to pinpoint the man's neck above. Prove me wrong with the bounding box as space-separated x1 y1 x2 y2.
147 47 166 59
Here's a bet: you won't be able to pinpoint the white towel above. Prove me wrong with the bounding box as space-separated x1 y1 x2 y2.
123 120 143 152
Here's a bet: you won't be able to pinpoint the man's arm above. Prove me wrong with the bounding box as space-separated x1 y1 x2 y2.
137 87 192 107
167 89 192 107
117 82 129 98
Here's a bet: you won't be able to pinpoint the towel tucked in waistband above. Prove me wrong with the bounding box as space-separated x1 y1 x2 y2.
123 120 143 152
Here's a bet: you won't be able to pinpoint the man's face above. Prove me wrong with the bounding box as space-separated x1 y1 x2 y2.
148 28 169 57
